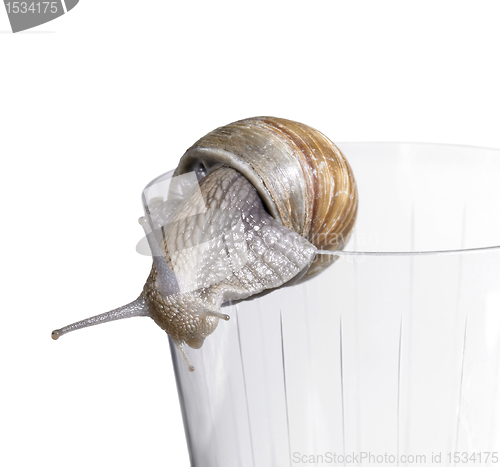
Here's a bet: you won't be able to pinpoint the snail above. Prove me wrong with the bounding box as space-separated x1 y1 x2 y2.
51 117 358 371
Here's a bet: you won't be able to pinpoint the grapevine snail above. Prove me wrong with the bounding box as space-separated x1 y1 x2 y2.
51 117 358 371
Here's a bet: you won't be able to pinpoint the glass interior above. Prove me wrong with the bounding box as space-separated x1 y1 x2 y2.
341 142 500 254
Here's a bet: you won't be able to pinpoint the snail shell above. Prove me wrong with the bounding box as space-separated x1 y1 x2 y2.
51 117 358 371
176 116 358 277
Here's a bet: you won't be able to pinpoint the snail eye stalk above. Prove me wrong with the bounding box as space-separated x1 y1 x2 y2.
51 296 151 340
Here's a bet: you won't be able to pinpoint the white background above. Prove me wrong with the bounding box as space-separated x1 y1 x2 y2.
1 1 499 466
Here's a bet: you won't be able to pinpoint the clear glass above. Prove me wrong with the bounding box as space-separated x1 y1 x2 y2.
168 143 500 467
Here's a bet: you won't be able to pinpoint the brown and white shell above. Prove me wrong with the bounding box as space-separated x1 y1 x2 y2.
175 116 359 277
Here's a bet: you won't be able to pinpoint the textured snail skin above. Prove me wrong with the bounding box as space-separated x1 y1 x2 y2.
141 166 316 368
51 117 357 372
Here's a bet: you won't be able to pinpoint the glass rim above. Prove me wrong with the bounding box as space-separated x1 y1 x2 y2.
320 245 500 258
336 141 500 152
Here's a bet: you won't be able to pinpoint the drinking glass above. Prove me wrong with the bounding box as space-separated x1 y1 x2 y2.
167 143 500 467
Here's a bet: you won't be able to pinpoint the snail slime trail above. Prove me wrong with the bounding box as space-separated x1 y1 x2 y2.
51 117 358 372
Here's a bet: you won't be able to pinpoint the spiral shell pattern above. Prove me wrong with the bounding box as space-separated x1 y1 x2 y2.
175 117 358 277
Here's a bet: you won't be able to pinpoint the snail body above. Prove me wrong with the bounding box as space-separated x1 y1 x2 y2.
52 117 358 371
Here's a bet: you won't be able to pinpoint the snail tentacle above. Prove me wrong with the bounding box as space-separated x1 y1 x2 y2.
202 310 230 320
173 340 195 372
51 295 151 340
